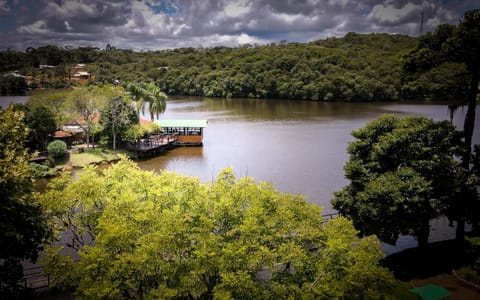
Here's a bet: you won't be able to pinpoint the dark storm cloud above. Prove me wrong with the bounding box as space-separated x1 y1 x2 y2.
0 0 477 51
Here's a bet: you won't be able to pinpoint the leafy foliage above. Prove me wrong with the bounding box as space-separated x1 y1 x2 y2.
23 105 57 151
29 162 56 178
47 140 67 158
2 33 424 101
0 107 51 297
40 158 394 299
402 9 480 241
100 94 139 149
332 115 461 247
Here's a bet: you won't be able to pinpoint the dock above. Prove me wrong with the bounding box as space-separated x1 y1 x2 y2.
126 134 178 158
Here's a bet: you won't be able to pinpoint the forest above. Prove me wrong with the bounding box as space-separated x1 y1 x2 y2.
0 32 469 102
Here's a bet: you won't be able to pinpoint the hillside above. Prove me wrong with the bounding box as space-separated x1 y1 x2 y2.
0 33 468 101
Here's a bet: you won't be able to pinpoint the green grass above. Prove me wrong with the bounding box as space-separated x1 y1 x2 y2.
391 281 421 300
68 147 131 168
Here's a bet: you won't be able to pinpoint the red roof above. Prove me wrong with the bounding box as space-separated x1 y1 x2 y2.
54 130 72 138
140 119 152 125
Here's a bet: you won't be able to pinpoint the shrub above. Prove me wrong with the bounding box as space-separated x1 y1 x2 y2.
29 162 56 178
47 140 67 158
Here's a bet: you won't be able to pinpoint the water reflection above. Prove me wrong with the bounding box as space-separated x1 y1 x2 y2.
138 97 480 215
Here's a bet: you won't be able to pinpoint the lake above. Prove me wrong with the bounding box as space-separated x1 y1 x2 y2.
2 95 479 252
136 97 480 213
2 95 479 212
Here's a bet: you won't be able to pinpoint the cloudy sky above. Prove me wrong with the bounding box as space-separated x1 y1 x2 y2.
0 0 477 51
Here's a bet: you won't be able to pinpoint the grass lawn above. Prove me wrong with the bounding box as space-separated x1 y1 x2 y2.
68 147 132 168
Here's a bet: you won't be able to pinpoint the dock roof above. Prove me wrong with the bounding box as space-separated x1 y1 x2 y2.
155 119 207 128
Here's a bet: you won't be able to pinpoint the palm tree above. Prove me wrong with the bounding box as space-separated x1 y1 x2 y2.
145 83 167 121
127 82 148 122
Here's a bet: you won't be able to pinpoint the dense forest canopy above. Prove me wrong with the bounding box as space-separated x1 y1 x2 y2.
0 32 469 101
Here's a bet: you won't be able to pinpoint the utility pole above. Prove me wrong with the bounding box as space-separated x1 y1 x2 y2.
420 11 424 35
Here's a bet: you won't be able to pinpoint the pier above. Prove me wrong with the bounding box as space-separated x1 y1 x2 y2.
126 134 178 158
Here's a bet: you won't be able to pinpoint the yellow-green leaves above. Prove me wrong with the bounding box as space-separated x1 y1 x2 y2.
41 157 393 299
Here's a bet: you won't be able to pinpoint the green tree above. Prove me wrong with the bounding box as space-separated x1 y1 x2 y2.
25 106 57 151
127 82 149 121
100 96 138 150
0 108 51 297
66 86 107 148
47 140 67 158
332 115 461 247
402 9 480 241
145 82 168 121
27 89 71 126
40 158 394 299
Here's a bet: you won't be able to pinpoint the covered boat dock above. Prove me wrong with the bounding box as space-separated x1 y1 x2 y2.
155 119 207 146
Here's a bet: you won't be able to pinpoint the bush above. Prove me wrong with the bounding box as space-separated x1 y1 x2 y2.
47 140 67 158
29 162 56 178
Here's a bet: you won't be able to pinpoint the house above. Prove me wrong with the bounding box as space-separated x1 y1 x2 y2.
3 71 25 78
74 64 86 69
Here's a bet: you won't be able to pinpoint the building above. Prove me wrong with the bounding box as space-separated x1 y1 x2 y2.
154 119 207 146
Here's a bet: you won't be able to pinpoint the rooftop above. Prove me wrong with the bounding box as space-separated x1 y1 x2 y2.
155 119 207 128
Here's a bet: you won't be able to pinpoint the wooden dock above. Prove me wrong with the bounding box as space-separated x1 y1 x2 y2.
126 134 178 158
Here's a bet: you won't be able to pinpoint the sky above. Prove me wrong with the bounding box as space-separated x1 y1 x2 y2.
0 0 477 51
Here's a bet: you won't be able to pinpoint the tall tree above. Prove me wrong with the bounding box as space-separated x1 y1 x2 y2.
0 108 51 297
332 115 461 248
101 96 138 150
40 159 394 299
24 106 57 151
127 82 149 121
403 9 480 241
453 9 480 241
145 82 167 120
66 86 107 148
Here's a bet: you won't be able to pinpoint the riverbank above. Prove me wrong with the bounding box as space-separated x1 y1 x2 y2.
59 145 132 169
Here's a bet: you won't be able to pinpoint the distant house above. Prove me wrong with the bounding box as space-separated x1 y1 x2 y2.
74 64 86 69
3 71 25 78
72 71 91 83
61 125 85 143
53 130 73 148
39 65 54 70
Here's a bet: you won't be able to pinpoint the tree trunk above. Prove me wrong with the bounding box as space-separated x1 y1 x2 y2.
416 221 430 248
457 69 478 242
112 126 116 150
86 130 90 148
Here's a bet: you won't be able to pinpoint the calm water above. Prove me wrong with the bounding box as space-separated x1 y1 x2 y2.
137 97 480 215
2 95 479 252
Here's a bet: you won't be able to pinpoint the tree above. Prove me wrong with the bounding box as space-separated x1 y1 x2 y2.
451 9 480 241
47 140 67 158
0 108 51 297
402 10 480 241
40 158 394 299
127 82 149 121
332 115 461 247
66 86 106 148
24 106 57 151
100 96 138 150
27 89 71 126
145 82 168 120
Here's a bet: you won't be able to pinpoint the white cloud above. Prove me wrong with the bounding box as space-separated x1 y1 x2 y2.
368 2 421 25
0 0 9 12
224 0 251 18
1 0 474 51
426 16 442 28
18 20 49 34
46 0 96 18
65 21 72 31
